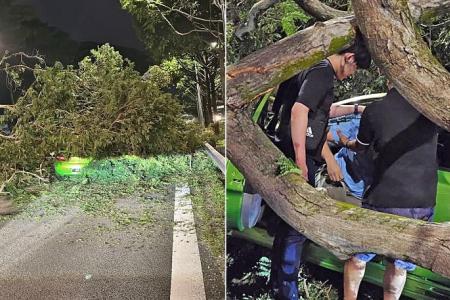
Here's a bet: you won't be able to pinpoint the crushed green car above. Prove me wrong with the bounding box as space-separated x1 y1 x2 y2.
54 157 92 177
227 93 450 300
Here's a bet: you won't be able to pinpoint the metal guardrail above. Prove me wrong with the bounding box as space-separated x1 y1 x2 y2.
204 143 225 174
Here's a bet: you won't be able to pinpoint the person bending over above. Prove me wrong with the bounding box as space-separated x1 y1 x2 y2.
338 88 439 300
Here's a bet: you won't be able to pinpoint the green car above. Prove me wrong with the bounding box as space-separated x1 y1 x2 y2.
54 156 92 177
227 93 450 299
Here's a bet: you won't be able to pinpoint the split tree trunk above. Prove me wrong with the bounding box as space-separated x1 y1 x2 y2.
227 0 450 278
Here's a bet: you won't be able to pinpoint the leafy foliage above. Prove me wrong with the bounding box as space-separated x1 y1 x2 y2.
0 0 79 66
279 0 311 36
334 63 388 99
420 13 450 71
121 0 224 126
276 156 302 177
120 0 223 62
3 154 222 234
227 242 339 300
227 0 313 64
0 45 212 184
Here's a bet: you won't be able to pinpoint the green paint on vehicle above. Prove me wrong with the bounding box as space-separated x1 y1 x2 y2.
434 170 450 222
54 157 93 177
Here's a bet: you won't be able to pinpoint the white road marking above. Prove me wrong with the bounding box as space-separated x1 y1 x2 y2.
170 185 206 300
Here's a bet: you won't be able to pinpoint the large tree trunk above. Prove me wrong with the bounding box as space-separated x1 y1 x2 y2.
352 0 450 132
227 1 450 278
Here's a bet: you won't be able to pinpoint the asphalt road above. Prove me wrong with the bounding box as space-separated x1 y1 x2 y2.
0 186 223 300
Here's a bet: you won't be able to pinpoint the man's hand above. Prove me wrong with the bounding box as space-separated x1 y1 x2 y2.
326 157 343 182
337 130 367 152
337 130 349 147
296 158 309 181
321 140 343 182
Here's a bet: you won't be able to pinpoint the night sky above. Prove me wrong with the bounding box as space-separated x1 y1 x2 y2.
1 0 150 104
15 0 145 50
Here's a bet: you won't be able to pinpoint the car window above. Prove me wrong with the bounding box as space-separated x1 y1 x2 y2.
438 130 450 170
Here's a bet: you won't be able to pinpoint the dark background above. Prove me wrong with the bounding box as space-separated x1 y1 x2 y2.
1 0 151 104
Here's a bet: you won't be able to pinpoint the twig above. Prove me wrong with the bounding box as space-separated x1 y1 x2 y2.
147 0 223 23
302 279 310 299
0 104 15 110
14 170 49 182
157 7 211 36
0 172 16 194
0 133 16 140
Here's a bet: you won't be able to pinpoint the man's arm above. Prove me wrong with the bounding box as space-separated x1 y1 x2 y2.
337 130 368 152
291 102 309 180
329 104 365 118
321 141 343 182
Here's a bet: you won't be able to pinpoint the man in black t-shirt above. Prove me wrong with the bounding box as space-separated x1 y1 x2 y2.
338 88 439 300
267 31 371 300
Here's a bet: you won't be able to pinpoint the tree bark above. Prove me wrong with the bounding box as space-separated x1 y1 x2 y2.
227 1 450 278
352 0 450 131
296 0 351 21
228 16 355 108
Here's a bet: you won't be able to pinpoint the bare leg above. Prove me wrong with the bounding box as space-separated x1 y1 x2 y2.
344 257 367 300
383 262 407 300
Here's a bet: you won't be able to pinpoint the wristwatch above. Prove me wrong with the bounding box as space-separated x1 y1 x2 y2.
354 103 359 115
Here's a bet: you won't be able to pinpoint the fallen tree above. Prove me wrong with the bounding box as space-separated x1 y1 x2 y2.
0 45 212 192
227 0 450 278
234 0 450 39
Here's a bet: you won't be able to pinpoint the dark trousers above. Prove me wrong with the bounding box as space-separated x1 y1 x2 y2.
271 156 321 300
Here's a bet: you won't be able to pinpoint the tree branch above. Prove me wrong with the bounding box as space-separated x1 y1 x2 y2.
147 0 223 23
228 16 355 107
0 133 16 140
156 7 214 36
408 0 450 22
234 0 450 38
0 105 15 110
235 0 282 40
296 0 351 21
352 0 450 131
227 109 450 278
